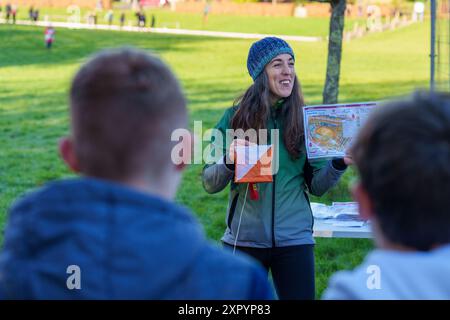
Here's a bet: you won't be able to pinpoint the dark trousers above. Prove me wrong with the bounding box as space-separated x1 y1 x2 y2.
224 243 315 300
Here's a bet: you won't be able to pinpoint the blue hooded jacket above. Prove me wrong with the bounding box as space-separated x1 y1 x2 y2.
0 178 272 299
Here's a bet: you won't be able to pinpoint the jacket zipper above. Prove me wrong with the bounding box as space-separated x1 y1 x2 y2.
271 176 276 247
271 115 278 248
303 191 314 234
227 193 239 230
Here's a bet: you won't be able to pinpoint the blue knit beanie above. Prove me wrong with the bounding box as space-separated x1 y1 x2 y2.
247 37 295 81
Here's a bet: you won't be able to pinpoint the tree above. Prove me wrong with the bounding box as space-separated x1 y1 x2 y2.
321 0 346 104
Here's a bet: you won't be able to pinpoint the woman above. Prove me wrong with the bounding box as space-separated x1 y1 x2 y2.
202 37 350 300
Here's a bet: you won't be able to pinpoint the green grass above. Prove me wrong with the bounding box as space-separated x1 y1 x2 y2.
10 6 369 37
0 19 429 298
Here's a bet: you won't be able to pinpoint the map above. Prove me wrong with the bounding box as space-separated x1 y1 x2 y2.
303 102 377 159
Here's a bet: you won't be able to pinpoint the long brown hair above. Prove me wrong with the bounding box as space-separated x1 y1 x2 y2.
230 71 305 159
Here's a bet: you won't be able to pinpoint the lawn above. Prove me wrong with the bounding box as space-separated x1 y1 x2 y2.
0 18 429 297
9 6 368 37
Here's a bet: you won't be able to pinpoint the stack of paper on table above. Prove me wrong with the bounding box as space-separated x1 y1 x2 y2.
311 201 367 227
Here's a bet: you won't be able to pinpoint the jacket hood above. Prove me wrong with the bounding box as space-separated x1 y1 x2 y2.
0 178 206 299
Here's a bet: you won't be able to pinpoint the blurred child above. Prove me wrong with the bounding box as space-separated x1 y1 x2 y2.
44 25 55 49
323 92 450 299
0 48 273 300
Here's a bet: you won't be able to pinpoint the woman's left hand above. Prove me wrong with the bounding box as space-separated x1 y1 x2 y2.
343 155 354 166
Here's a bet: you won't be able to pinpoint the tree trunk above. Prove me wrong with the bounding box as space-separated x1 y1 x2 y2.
323 0 346 104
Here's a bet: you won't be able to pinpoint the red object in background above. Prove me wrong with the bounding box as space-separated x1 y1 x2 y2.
45 27 55 43
249 183 259 200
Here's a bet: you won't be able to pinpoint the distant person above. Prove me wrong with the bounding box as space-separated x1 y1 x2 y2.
413 1 425 22
135 10 141 27
203 2 210 26
357 3 363 17
33 9 39 22
323 92 450 299
0 48 273 300
345 3 353 17
120 12 125 27
151 14 155 28
139 11 146 27
28 5 33 21
11 3 16 24
5 3 11 23
366 5 381 32
87 11 94 25
105 9 113 26
44 25 55 49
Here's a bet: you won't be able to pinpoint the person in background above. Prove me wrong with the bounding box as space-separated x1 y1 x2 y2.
0 48 273 300
150 14 155 28
105 9 113 26
32 9 39 22
323 92 450 299
5 3 11 23
28 5 33 21
120 11 125 28
202 1 210 26
11 3 16 24
44 25 55 49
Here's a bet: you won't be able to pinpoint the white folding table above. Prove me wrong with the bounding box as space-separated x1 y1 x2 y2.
313 219 372 238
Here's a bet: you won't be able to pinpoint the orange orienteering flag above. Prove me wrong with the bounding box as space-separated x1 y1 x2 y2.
234 145 273 183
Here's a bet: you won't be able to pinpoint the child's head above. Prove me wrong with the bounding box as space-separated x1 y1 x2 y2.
60 48 187 197
351 91 450 251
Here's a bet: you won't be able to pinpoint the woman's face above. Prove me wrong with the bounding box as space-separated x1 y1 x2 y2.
264 53 295 102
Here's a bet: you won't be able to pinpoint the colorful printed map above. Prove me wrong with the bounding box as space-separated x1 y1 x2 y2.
304 102 377 159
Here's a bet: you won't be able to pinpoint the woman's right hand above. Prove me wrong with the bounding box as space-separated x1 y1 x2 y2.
226 139 256 165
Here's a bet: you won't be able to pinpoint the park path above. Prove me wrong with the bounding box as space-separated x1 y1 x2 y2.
0 18 322 42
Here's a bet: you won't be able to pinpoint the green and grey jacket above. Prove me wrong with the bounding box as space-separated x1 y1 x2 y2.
202 104 346 248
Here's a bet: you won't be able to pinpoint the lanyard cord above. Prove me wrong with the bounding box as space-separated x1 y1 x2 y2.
232 183 249 255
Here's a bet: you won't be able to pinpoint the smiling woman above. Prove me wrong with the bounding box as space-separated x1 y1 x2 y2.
202 37 350 300
265 53 295 103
